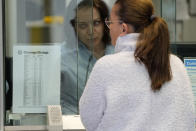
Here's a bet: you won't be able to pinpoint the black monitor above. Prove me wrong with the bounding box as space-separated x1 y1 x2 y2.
170 43 196 61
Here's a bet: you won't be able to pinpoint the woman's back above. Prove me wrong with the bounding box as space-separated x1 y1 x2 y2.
92 52 195 131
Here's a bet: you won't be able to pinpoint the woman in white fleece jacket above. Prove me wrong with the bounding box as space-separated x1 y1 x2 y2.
79 0 195 131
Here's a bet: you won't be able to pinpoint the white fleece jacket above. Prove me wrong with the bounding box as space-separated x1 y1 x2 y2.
79 33 195 131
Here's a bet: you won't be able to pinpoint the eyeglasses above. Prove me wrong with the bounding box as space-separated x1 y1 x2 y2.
71 19 102 30
105 17 123 29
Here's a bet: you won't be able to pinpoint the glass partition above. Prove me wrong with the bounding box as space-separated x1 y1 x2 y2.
4 0 113 128
4 0 95 127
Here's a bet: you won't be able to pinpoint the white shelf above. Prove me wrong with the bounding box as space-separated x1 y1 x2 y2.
5 115 85 131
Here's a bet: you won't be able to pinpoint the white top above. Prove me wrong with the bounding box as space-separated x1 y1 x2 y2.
79 33 195 131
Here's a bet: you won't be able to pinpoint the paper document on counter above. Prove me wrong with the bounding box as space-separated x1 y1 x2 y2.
13 45 61 113
63 115 85 129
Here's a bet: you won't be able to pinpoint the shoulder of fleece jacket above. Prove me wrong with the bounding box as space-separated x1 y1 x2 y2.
92 53 118 72
85 53 120 87
170 54 189 80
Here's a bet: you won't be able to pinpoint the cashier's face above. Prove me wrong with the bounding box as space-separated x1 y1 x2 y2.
75 7 104 49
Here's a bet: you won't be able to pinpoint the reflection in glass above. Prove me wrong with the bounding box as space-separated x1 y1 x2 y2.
61 0 113 115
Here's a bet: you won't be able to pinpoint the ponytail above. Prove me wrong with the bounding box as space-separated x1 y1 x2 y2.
134 17 172 91
116 0 172 91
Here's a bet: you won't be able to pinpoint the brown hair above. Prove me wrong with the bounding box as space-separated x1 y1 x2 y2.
71 0 110 45
115 0 172 91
